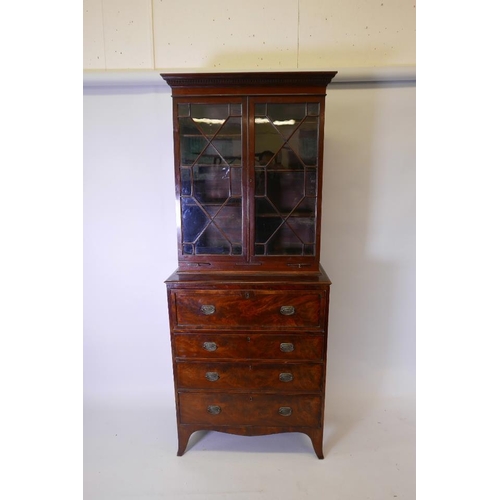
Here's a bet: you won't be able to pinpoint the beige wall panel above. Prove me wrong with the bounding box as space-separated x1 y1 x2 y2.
298 0 416 67
84 0 106 69
102 0 154 69
153 0 299 70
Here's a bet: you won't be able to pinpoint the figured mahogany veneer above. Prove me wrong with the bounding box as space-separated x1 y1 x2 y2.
166 269 331 458
173 333 325 361
163 72 336 458
179 393 322 427
171 289 325 330
176 362 323 391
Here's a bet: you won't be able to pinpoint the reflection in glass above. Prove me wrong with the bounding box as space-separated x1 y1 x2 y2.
307 102 320 116
298 117 319 166
254 101 321 256
230 103 242 115
267 171 304 212
305 170 317 197
177 102 243 256
287 217 315 243
230 167 242 196
178 103 190 117
181 168 192 196
181 199 209 243
193 165 230 203
268 225 303 255
255 168 266 196
195 223 231 255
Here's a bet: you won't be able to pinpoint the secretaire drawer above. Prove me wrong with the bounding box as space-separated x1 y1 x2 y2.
179 392 322 427
174 333 325 360
170 289 326 330
176 362 323 391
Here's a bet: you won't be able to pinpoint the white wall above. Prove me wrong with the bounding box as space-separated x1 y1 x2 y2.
323 82 415 400
83 79 415 402
84 86 176 399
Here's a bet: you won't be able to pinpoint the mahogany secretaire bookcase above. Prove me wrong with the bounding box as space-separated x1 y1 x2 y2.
161 71 337 458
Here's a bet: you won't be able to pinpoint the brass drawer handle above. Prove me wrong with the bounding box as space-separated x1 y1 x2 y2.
279 372 294 382
202 341 217 352
278 406 293 417
280 305 295 316
205 371 220 382
280 342 295 353
207 405 221 415
201 304 216 315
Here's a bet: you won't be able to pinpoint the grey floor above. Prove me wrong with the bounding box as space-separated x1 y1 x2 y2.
84 394 415 499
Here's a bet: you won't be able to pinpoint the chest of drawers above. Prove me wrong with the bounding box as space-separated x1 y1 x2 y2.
166 269 330 458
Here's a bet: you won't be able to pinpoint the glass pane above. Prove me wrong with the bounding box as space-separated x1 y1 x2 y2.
213 198 242 248
255 197 279 218
183 244 194 255
253 101 320 257
195 143 224 166
215 117 242 166
267 171 304 213
279 145 304 169
180 168 192 196
307 102 320 116
297 117 319 166
255 216 283 244
232 245 243 255
267 103 306 127
305 170 317 197
190 104 229 137
255 244 266 256
287 217 316 244
294 197 316 216
230 167 242 196
255 198 281 244
255 119 282 163
191 103 229 120
193 165 230 203
255 168 266 196
181 199 209 243
267 225 303 255
255 103 266 116
195 223 230 255
178 103 190 117
179 118 208 166
262 103 306 142
304 244 315 255
178 102 243 258
230 103 242 116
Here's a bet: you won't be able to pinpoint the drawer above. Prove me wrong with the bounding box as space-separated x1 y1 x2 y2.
179 392 321 427
170 289 325 330
176 362 323 391
174 333 324 360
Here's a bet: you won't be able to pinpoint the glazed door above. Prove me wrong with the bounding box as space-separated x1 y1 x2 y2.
174 98 248 270
250 97 325 271
173 95 325 272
